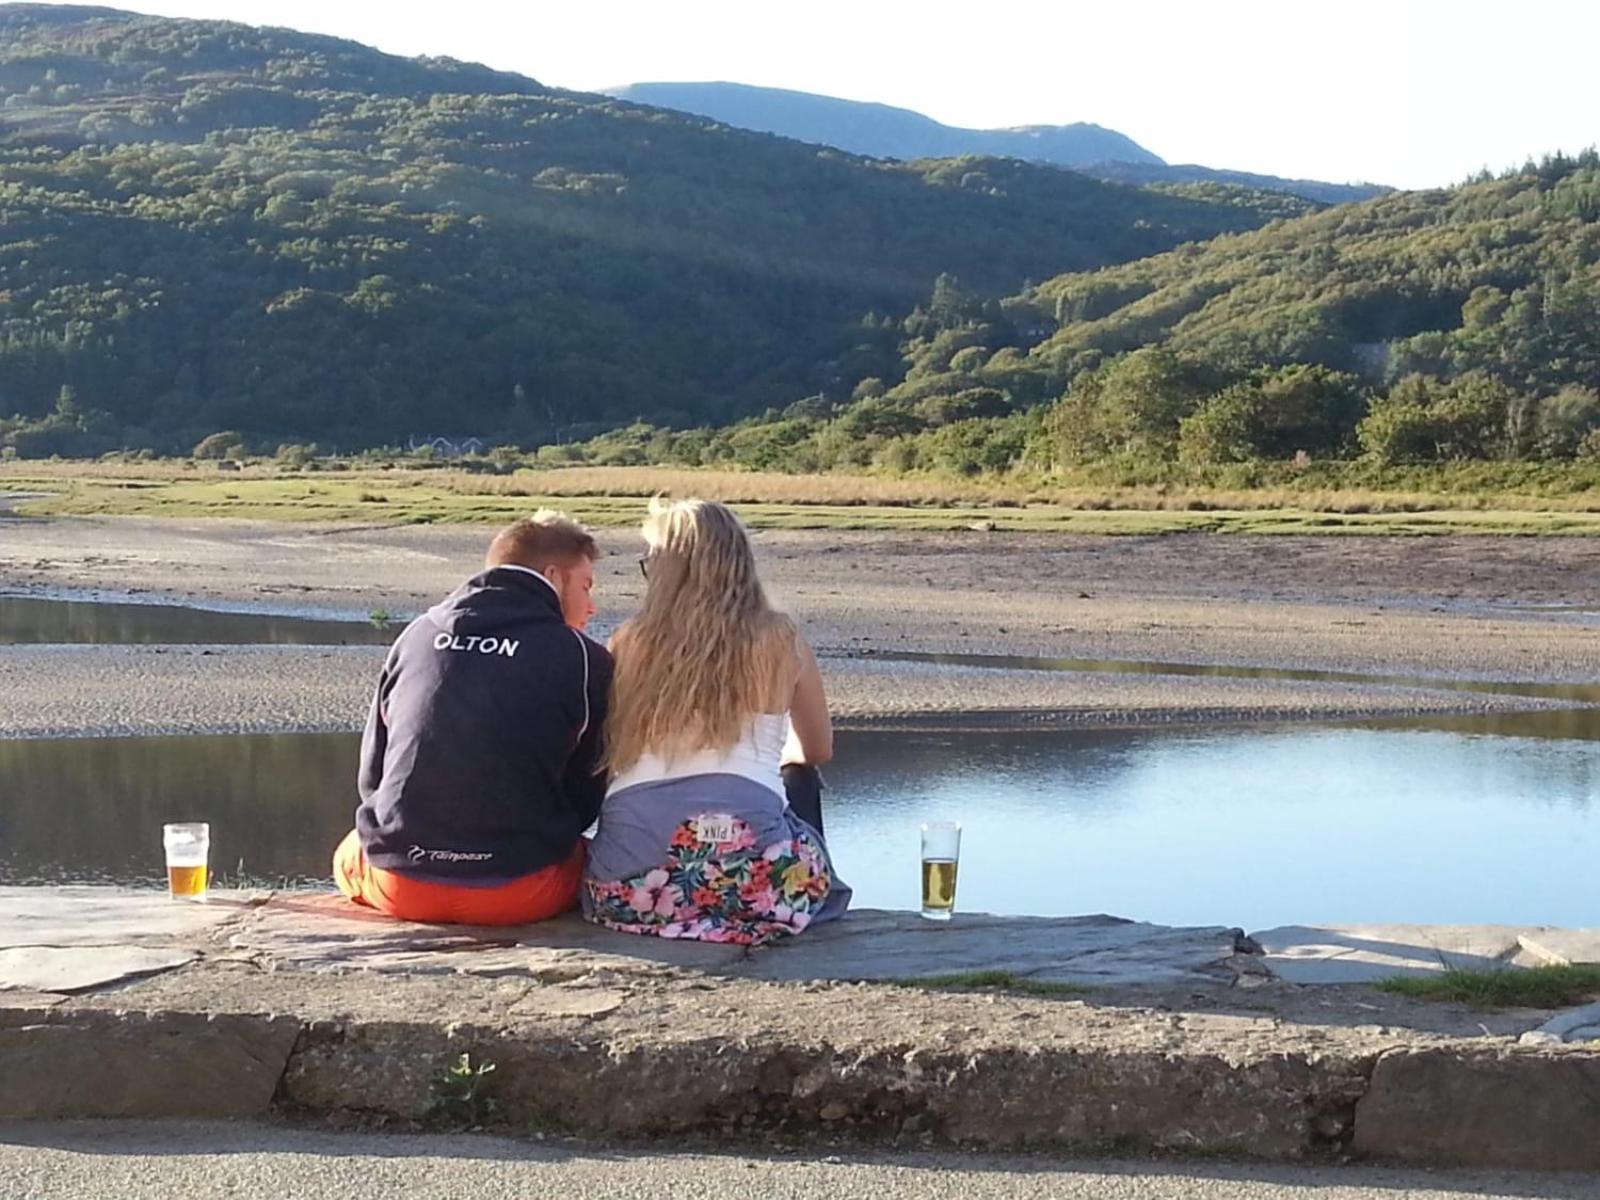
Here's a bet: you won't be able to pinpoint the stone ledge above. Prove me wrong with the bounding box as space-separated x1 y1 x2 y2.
0 982 1380 1159
1353 1046 1600 1170
0 1007 299 1120
0 888 1258 992
7 887 1600 1167
278 1013 1375 1158
6 979 1599 1168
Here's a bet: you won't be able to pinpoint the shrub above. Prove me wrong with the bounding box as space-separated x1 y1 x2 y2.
194 431 247 460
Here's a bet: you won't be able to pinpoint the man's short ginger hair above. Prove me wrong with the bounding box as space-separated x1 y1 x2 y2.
485 510 597 572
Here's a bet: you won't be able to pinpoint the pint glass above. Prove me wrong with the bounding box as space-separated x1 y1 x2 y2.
163 822 210 900
920 821 961 921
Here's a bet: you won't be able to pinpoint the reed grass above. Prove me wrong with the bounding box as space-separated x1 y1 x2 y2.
6 461 1600 534
1376 965 1600 1010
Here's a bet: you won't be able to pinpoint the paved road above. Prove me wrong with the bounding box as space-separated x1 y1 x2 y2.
4 1122 1600 1200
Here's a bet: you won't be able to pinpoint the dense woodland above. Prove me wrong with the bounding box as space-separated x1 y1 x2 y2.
0 5 1272 455
566 157 1600 476
1 6 1597 474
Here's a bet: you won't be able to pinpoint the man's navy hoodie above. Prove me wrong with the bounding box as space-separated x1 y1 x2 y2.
355 565 612 881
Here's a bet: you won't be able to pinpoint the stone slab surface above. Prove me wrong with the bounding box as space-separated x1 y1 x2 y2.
224 893 752 977
0 990 65 1009
739 910 1246 986
0 887 1250 990
0 945 198 993
9 888 1599 996
1519 1001 1600 1046
1516 928 1600 966
1250 924 1543 984
0 887 242 948
221 894 1247 988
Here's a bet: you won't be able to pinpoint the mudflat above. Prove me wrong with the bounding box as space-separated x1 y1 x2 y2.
1 513 1597 737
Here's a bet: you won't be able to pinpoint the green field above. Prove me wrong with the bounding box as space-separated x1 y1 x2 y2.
5 463 1600 535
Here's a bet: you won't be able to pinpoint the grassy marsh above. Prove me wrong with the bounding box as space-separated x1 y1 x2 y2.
4 461 1600 534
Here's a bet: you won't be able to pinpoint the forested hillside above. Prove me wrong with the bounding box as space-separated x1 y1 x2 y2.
0 4 1272 454
563 158 1600 475
1083 161 1386 207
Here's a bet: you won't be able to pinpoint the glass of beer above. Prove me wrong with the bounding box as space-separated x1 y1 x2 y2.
920 820 961 921
163 822 210 901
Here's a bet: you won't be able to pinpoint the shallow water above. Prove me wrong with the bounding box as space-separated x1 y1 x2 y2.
4 720 1596 930
0 594 395 646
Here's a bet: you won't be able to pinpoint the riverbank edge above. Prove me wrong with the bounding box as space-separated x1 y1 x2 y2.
3 978 1598 1170
7 518 1600 741
3 699 1578 743
0 635 1587 743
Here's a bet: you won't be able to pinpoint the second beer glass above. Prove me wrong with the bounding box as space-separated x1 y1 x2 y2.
920 820 961 920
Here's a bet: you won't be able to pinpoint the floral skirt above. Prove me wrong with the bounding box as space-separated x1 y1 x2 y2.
584 814 833 946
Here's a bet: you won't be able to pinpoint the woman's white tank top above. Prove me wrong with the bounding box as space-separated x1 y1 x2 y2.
606 712 790 799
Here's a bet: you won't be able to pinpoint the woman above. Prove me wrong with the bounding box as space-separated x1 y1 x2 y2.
583 498 850 944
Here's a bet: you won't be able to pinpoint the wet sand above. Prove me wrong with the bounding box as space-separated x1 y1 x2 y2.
1 513 1597 738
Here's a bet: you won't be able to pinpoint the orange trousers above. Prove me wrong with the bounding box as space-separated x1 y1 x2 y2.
333 830 584 926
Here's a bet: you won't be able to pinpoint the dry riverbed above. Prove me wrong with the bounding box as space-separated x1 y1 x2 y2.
1 512 1596 737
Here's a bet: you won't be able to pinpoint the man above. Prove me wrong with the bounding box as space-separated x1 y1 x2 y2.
333 510 611 925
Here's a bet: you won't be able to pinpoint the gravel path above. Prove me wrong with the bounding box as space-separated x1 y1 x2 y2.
4 1121 1598 1200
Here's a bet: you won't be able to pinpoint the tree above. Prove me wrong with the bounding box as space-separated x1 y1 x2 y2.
1046 348 1210 463
54 385 83 421
1177 385 1260 464
836 398 924 439
1356 394 1436 464
1461 285 1509 331
194 431 247 460
1180 365 1366 463
918 388 1010 427
1356 373 1514 463
274 442 314 469
1431 372 1513 460
1534 385 1600 458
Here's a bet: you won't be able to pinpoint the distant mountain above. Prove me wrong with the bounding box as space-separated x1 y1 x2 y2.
0 4 1279 452
607 82 1388 205
1082 161 1388 207
605 82 1162 167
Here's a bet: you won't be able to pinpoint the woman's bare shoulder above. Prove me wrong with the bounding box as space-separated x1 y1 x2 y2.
607 621 636 656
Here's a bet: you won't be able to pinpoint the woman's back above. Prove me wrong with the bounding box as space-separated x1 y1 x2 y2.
606 710 790 798
582 497 847 944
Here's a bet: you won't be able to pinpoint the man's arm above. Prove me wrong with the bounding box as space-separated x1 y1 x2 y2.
356 650 398 804
561 635 613 827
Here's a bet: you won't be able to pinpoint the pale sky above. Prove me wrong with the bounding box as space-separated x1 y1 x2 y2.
45 0 1600 189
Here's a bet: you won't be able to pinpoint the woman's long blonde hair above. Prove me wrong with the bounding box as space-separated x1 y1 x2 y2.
604 498 796 773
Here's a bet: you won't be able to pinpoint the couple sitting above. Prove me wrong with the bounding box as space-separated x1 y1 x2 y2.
333 498 850 944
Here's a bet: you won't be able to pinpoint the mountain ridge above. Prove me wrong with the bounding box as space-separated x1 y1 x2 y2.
606 80 1163 167
607 81 1388 205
